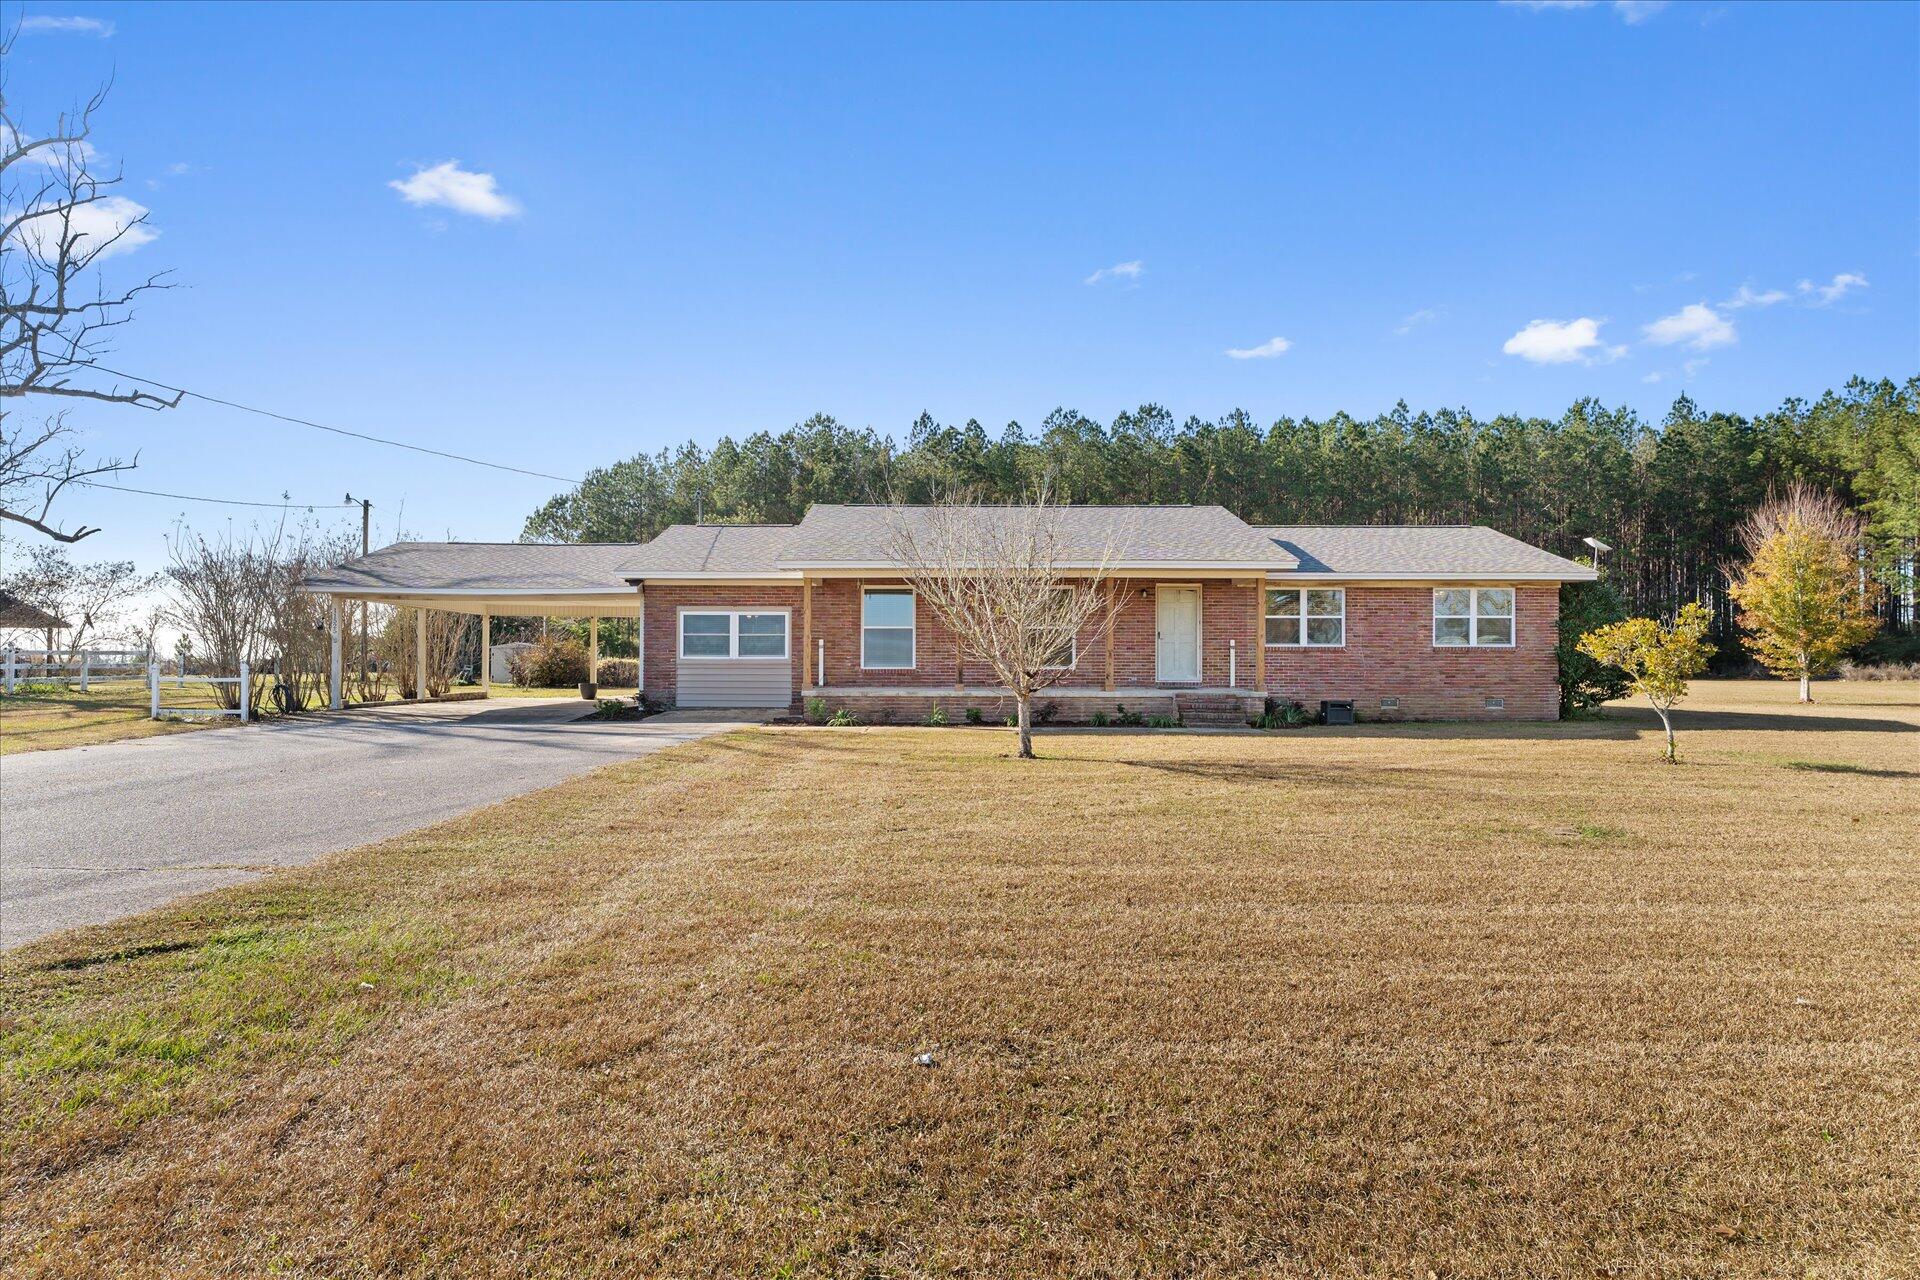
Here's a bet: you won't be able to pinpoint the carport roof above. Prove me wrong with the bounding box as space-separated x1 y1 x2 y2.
303 541 645 594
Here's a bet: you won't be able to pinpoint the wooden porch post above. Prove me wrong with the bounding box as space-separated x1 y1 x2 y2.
414 607 428 699
480 605 491 696
802 577 814 689
328 595 343 710
1104 580 1118 692
1252 581 1267 692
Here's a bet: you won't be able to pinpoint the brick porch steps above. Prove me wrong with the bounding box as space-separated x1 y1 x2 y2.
1174 693 1257 728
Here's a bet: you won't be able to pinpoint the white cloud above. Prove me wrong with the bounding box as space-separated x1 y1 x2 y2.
1502 317 1619 365
9 195 158 261
1722 283 1789 309
1642 371 1664 383
1501 0 1667 20
1224 336 1291 360
1642 303 1736 351
389 161 522 221
1614 1 1670 23
165 161 194 176
1084 260 1143 286
1683 358 1709 378
1797 272 1868 306
1394 307 1444 336
19 14 114 36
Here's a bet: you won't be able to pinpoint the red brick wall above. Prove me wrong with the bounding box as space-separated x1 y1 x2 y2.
1262 585 1561 720
641 584 805 708
642 579 1562 720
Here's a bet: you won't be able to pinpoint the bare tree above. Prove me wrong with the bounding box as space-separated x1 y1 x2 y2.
0 540 158 655
165 519 358 710
885 487 1118 759
2 31 178 541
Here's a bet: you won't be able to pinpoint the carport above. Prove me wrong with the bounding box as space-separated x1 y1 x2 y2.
302 542 647 707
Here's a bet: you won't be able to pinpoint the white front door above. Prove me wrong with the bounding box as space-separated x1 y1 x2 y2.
1155 586 1201 683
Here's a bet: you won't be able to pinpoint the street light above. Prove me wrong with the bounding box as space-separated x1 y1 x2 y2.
1582 536 1611 574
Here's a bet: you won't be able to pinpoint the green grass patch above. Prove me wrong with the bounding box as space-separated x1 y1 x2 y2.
1 910 462 1139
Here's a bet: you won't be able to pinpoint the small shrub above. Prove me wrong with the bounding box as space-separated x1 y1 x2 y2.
804 696 828 722
964 706 983 725
507 634 590 688
1033 700 1059 726
1111 704 1144 727
924 702 949 726
1255 700 1313 729
1145 714 1178 729
826 707 860 727
594 658 638 687
1089 710 1110 727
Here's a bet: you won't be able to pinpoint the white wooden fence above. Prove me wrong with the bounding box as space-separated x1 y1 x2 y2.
148 661 251 722
2 646 153 694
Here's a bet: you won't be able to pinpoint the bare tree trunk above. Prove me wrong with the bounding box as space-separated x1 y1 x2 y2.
1798 670 1811 703
1016 692 1034 759
1657 707 1676 764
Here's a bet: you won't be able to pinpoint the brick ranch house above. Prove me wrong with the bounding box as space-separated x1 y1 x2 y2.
307 505 1597 723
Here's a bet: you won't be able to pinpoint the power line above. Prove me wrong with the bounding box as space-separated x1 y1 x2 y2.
73 478 360 510
85 363 585 486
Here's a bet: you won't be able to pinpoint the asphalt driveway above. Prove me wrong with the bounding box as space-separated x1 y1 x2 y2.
0 699 756 948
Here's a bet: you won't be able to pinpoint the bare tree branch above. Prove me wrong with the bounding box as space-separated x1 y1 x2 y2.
884 484 1116 759
0 32 175 542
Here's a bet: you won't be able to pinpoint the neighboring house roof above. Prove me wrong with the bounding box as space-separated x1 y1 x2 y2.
1255 525 1597 580
768 504 1299 571
302 541 646 594
615 524 796 576
0 590 69 629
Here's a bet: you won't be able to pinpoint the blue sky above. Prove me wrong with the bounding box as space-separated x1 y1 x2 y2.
3 0 1916 571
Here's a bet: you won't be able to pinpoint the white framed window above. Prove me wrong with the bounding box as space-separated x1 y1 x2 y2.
1265 587 1344 647
861 587 916 669
1030 625 1077 670
679 610 789 660
1433 587 1515 647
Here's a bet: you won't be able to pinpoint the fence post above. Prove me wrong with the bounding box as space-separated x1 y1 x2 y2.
150 662 161 719
239 662 251 723
79 650 91 692
3 645 13 695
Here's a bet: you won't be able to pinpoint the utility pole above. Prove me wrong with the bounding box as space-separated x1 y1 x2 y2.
346 494 371 688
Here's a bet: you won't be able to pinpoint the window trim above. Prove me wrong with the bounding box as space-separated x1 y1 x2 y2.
860 586 917 670
1264 587 1346 648
1032 625 1078 671
678 608 791 661
1432 587 1516 649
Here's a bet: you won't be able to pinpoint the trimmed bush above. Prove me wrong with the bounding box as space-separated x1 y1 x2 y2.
595 658 638 687
507 634 590 688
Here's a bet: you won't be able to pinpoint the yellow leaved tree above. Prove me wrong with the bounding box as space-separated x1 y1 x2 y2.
1577 602 1715 764
1726 485 1881 703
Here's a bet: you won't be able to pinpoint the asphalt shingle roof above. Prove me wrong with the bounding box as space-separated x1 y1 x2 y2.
307 515 1595 594
615 524 796 575
1254 525 1596 579
775 504 1298 569
303 542 646 593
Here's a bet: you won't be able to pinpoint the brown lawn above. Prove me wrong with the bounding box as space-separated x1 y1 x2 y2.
0 679 219 755
2 679 1917 1277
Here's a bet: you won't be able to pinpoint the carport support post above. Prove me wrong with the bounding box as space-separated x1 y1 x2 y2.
589 615 599 687
415 608 428 701
328 596 343 710
480 606 491 696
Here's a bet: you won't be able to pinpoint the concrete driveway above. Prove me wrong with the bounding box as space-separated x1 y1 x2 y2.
0 699 758 949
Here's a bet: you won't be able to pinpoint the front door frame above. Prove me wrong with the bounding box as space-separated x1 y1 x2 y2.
1155 583 1203 683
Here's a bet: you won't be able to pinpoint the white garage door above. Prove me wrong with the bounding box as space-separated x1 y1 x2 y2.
676 609 793 708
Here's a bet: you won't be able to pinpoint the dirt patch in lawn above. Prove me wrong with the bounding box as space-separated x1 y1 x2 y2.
3 680 1917 1277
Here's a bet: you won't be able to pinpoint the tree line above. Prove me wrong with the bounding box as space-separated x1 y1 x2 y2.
525 374 1919 642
